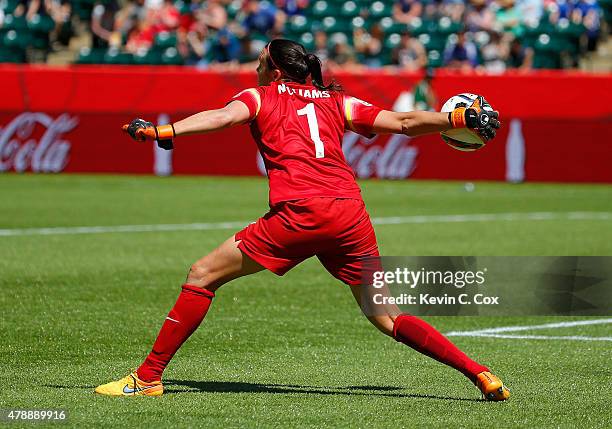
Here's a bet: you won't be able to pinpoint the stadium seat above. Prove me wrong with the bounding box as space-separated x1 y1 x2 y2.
379 17 406 34
340 1 360 17
310 1 340 18
299 32 315 51
174 0 192 15
225 0 241 20
407 18 436 36
31 34 50 50
472 31 490 49
329 31 349 47
27 14 54 50
133 48 162 65
76 47 105 64
601 0 612 25
0 46 25 63
3 29 30 50
154 32 178 50
418 33 447 52
1 0 21 13
437 17 462 35
427 49 443 68
73 0 94 21
27 14 55 33
2 14 27 31
161 47 183 65
368 1 391 18
521 23 541 48
321 16 350 34
287 15 310 34
103 47 134 65
384 33 401 50
351 16 367 30
533 34 562 69
555 18 584 56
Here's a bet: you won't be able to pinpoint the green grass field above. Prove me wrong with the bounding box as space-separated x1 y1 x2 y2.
1 175 611 428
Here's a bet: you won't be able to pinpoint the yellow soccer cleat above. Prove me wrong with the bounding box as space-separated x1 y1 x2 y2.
94 373 163 397
476 371 510 401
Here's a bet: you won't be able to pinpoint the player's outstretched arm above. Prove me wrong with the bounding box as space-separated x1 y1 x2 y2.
372 110 452 137
372 96 500 139
172 101 251 136
121 101 251 149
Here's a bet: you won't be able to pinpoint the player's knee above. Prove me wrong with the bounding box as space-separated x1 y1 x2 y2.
367 314 395 337
187 261 216 288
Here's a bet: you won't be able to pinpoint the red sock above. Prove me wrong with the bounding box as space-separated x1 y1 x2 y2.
137 284 214 382
393 314 488 383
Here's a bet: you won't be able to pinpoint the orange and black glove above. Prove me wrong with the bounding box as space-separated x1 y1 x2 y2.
449 96 500 141
122 118 175 150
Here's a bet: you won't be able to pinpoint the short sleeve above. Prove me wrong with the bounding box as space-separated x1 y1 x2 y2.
228 87 263 122
343 95 383 137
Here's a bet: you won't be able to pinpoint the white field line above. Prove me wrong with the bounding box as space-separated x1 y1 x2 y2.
0 211 610 237
446 318 612 342
451 334 612 342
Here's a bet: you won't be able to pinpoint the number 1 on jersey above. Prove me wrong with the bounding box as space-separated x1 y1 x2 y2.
297 103 325 158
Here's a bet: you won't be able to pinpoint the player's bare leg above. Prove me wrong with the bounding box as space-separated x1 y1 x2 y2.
184 236 265 291
349 285 510 401
94 236 264 396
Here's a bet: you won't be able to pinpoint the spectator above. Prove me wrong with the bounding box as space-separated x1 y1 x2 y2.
153 0 180 33
197 0 227 31
313 30 329 63
507 36 534 69
241 0 283 36
465 0 495 32
413 69 438 111
115 0 147 39
443 30 479 70
238 34 260 64
7 0 24 18
480 31 509 73
91 1 120 49
391 30 427 71
576 1 601 51
210 27 241 64
20 0 52 58
0 0 601 71
441 0 466 23
185 23 211 66
354 25 384 68
328 42 360 71
517 0 544 27
50 1 73 46
393 0 423 24
495 0 522 35
275 0 309 17
125 12 155 53
25 0 44 21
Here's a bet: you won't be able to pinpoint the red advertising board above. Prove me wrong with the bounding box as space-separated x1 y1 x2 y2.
1 64 611 182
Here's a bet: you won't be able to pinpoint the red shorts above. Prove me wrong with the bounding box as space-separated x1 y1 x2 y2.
235 197 379 286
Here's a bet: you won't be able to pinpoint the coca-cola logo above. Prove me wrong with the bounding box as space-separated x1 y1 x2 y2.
0 112 78 173
343 132 418 179
256 132 418 180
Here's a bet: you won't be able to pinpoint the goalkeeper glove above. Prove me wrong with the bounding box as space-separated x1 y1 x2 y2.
449 96 500 141
122 118 175 150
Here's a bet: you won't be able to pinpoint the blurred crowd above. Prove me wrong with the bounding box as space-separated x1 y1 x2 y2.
0 0 608 70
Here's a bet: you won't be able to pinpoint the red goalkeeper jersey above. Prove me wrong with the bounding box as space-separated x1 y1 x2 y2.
229 81 383 207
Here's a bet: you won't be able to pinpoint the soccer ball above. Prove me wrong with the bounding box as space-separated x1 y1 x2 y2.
440 93 491 152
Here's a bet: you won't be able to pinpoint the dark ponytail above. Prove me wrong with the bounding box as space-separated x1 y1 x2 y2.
304 53 341 91
267 39 342 91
